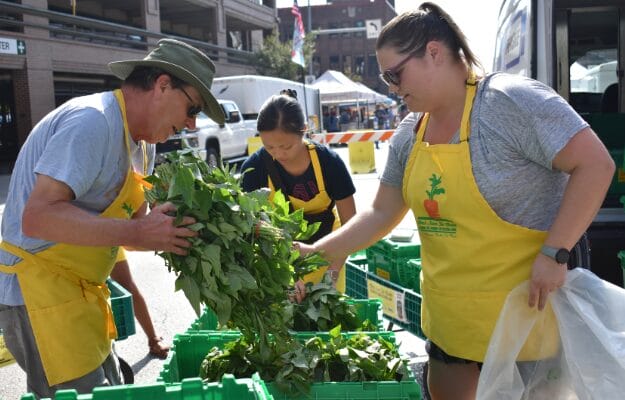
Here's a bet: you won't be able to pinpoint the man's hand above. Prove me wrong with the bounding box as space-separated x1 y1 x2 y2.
132 202 198 255
528 254 567 310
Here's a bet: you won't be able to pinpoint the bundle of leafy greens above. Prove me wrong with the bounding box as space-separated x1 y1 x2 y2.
292 274 378 332
144 150 326 342
199 325 409 395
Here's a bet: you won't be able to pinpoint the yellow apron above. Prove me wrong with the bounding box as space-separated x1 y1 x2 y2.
268 143 345 292
402 75 558 362
0 89 148 385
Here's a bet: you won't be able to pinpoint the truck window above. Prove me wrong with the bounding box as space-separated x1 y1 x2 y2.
566 9 619 114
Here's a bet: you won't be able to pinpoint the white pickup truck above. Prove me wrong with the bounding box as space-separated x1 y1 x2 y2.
185 99 257 166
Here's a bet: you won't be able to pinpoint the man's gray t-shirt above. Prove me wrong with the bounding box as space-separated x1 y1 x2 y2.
381 73 588 231
0 91 155 305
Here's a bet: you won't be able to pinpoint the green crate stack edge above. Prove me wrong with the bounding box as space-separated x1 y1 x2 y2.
187 298 385 334
365 237 421 293
159 332 421 400
107 279 136 340
21 374 273 400
345 258 425 339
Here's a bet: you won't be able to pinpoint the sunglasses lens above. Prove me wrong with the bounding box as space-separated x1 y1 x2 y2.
188 106 201 118
383 71 398 86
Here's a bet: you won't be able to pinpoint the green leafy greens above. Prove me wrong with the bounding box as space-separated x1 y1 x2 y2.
144 150 326 342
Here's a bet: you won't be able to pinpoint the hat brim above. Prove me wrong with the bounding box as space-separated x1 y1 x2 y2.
109 59 225 124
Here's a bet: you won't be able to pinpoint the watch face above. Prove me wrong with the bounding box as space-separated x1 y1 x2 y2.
555 249 570 264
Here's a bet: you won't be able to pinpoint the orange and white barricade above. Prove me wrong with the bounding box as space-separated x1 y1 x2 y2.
311 130 395 174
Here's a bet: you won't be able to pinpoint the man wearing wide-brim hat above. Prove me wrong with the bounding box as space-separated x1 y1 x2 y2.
0 39 222 397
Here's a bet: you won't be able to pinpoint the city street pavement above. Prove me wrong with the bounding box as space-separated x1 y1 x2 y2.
0 143 427 400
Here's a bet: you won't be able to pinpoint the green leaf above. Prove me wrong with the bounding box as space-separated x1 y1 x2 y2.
175 274 201 316
168 166 195 208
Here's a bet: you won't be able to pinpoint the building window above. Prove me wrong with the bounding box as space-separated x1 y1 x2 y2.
341 22 350 38
355 20 364 38
313 56 321 76
343 55 352 75
367 53 378 77
330 55 339 70
329 22 338 38
355 56 365 76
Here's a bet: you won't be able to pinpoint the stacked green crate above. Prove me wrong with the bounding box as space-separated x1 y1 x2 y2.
366 235 421 293
22 375 272 400
107 278 136 340
584 113 625 208
406 259 422 294
159 332 421 400
345 259 424 339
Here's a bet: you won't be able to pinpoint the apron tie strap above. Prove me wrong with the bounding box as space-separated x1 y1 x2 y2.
0 241 117 339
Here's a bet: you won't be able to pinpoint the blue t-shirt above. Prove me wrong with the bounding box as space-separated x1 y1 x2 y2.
241 143 355 202
0 91 155 305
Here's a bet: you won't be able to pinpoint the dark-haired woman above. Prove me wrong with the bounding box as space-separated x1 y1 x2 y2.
241 93 356 292
297 3 614 399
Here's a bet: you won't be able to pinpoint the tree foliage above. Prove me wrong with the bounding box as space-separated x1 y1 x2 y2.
253 30 317 81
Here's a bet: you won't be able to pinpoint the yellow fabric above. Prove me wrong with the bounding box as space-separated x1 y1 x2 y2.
268 142 345 291
401 75 558 362
115 247 127 263
0 89 148 385
0 331 15 368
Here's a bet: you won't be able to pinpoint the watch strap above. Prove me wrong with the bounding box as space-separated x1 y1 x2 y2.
540 245 559 260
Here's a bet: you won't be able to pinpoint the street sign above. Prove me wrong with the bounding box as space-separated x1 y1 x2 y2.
0 37 26 55
366 19 382 39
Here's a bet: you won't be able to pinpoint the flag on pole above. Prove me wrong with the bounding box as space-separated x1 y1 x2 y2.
291 0 306 68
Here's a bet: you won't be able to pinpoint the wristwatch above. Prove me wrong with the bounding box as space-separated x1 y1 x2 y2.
540 245 570 264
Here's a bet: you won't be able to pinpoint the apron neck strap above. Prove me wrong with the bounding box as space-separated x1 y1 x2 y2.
459 70 478 142
114 89 148 175
415 69 478 144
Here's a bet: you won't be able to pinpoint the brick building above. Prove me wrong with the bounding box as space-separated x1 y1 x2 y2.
0 0 278 167
277 0 397 94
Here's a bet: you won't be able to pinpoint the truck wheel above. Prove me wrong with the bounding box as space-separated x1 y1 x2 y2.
206 147 220 168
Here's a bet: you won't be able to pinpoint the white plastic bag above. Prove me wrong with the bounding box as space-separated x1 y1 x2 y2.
477 269 625 400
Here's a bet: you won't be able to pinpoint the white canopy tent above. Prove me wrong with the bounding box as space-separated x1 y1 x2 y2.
311 70 389 104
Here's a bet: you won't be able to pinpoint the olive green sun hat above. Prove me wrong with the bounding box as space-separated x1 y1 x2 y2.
108 38 225 124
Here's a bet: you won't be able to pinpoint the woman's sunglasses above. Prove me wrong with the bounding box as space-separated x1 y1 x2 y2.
178 86 202 118
379 52 417 87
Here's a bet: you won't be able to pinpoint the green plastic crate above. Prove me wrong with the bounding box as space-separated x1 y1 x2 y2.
345 259 424 339
606 149 625 205
188 299 385 333
399 258 421 293
347 250 367 262
22 375 273 400
159 332 420 400
107 278 136 340
366 236 421 291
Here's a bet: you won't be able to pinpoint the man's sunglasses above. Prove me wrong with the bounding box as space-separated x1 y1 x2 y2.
178 86 202 118
379 52 418 87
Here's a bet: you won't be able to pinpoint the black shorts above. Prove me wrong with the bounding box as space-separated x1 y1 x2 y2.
425 340 483 370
